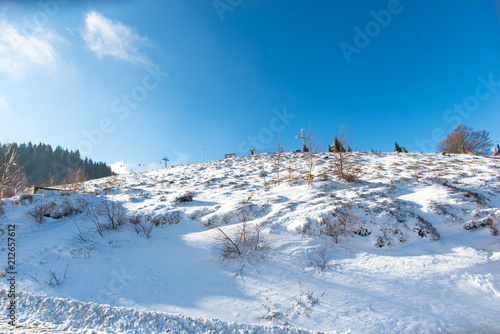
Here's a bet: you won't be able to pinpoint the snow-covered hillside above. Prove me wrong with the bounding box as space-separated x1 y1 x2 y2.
1 152 499 333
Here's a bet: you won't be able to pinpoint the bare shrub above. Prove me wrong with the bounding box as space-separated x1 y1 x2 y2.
73 221 91 244
438 124 493 155
303 127 321 185
148 211 182 226
45 265 68 287
27 199 45 225
0 143 25 199
99 199 126 230
84 202 104 238
173 192 194 204
273 137 284 185
320 203 357 243
332 124 359 182
128 215 143 234
414 216 440 240
41 200 83 219
286 157 300 183
128 215 154 238
309 242 333 271
258 151 269 187
215 222 268 260
261 281 324 325
63 168 87 192
141 219 154 238
409 161 425 182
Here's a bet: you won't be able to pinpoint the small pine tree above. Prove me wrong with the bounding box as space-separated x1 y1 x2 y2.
402 147 408 153
394 142 402 153
347 145 352 152
333 137 343 153
302 143 309 152
327 145 332 153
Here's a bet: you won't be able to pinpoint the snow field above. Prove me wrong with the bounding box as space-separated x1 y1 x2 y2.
1 152 499 333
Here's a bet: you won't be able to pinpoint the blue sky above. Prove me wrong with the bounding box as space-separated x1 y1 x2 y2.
0 0 499 172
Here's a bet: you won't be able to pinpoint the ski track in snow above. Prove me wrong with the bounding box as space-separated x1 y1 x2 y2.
1 152 499 333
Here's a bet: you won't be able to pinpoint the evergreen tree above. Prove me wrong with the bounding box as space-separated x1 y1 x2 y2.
8 142 113 186
401 147 408 153
333 137 344 153
302 143 309 152
394 142 402 153
347 145 352 152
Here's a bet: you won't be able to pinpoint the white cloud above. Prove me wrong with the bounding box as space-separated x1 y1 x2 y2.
81 11 151 67
0 23 58 77
110 161 129 175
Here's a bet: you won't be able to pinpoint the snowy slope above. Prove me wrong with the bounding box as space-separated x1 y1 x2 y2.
1 152 499 333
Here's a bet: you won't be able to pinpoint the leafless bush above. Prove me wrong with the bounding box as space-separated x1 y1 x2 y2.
99 199 126 230
408 161 425 182
128 215 143 234
303 127 321 185
73 221 91 244
140 219 154 238
258 152 269 188
41 200 83 219
309 242 333 271
332 124 359 182
260 281 324 325
438 124 493 155
215 222 268 261
71 221 95 257
173 192 194 204
286 157 300 183
273 137 284 185
0 143 25 199
63 168 87 192
45 265 68 287
148 211 182 226
320 203 357 243
84 202 104 238
27 199 45 225
128 215 154 238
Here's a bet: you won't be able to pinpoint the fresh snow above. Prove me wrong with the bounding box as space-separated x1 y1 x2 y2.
1 152 499 333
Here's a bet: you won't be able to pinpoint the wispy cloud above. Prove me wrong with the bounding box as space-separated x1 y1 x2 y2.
81 11 152 67
0 23 58 77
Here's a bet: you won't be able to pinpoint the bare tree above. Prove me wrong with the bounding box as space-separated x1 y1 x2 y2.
273 137 284 186
63 168 87 192
320 203 356 243
0 143 24 198
437 124 493 155
332 124 359 182
303 126 321 185
214 222 267 260
258 149 269 188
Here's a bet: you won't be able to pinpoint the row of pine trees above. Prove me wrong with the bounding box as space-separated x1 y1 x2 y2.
5 142 113 186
